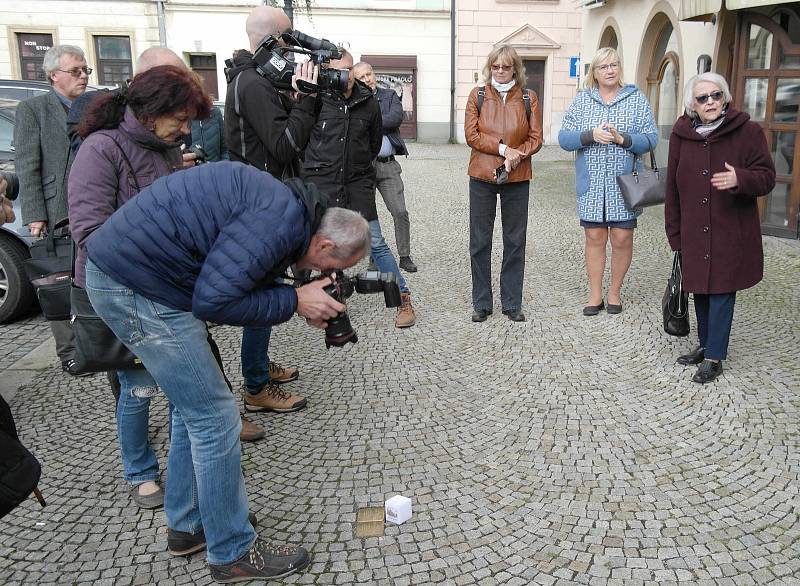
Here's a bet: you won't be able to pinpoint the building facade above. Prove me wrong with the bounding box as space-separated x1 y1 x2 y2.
578 0 800 239
0 0 450 142
455 0 582 144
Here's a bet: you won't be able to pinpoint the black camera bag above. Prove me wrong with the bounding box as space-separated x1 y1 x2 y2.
23 221 73 321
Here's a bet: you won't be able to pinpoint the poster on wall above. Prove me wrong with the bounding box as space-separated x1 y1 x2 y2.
375 69 416 139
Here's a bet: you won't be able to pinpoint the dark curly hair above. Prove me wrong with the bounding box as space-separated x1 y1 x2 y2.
78 65 212 138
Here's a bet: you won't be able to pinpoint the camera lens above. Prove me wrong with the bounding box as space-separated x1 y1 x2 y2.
324 312 358 348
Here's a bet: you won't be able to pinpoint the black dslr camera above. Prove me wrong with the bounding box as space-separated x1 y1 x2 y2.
317 270 402 348
187 144 209 165
247 29 349 95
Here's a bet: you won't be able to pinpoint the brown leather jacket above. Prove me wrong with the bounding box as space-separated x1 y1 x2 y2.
465 84 543 183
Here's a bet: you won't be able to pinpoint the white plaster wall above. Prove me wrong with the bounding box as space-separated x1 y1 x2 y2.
0 0 158 81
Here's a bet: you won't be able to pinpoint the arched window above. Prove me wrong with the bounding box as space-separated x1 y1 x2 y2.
646 20 680 166
599 26 618 51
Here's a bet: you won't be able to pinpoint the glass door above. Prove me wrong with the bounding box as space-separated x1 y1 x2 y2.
735 11 800 238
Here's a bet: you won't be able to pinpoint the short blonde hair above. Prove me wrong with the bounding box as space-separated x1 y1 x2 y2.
482 45 526 87
684 73 732 118
584 47 624 91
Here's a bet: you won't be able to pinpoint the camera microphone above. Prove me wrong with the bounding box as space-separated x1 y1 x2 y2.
288 30 341 57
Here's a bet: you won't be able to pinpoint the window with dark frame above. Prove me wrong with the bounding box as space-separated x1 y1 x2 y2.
17 33 53 81
94 35 132 86
189 54 219 100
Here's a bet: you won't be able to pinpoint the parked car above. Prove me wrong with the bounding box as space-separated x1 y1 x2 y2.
0 79 51 101
0 97 36 323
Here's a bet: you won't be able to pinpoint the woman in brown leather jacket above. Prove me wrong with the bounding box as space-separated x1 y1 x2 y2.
465 44 542 323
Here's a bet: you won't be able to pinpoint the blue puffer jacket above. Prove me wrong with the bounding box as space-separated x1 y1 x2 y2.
559 85 657 222
86 162 325 327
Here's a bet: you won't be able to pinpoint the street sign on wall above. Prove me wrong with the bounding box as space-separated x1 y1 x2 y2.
569 56 580 79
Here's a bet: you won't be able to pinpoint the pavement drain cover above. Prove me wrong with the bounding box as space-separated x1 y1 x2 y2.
356 506 385 538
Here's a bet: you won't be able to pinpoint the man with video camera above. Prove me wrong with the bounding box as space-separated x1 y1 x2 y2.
224 6 319 418
82 161 369 582
301 50 417 328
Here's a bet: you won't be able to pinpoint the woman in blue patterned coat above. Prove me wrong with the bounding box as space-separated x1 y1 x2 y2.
559 48 657 316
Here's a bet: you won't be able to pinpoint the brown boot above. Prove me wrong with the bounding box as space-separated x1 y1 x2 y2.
395 292 416 328
268 361 299 384
244 383 307 413
240 415 265 442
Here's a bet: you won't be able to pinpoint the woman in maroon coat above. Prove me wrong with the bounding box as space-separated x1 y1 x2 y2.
665 72 775 384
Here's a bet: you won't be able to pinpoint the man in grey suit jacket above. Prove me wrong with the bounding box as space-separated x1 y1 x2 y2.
14 44 90 375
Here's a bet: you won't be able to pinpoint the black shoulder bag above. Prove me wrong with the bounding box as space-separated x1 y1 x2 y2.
70 134 144 374
617 146 666 210
0 394 46 518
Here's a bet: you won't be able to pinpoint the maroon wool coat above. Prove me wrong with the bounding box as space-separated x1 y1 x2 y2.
664 109 775 294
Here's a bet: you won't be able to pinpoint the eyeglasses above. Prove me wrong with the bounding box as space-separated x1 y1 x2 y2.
694 90 724 105
491 65 513 72
595 62 619 72
57 67 92 78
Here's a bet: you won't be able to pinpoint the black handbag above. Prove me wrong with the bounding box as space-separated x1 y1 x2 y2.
69 133 144 374
662 251 690 337
23 222 73 321
617 149 666 210
70 284 144 374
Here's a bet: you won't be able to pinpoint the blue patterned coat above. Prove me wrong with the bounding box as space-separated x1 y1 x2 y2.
559 85 657 222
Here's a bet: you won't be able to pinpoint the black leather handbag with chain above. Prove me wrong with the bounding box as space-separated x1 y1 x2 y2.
662 251 690 337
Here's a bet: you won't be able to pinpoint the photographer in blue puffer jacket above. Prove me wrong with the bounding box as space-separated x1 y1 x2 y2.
83 161 369 582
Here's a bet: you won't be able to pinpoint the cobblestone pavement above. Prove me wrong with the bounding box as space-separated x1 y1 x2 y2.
1 144 799 585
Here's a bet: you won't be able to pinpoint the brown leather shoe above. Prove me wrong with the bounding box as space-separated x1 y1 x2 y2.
395 292 416 328
268 361 299 384
240 415 265 442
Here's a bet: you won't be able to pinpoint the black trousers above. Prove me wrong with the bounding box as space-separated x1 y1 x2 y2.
468 178 530 312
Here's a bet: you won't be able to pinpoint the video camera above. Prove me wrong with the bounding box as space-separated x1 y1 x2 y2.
248 29 349 95
314 270 402 348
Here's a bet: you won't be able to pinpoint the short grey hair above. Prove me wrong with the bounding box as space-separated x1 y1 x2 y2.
317 208 370 260
684 73 732 117
42 45 86 82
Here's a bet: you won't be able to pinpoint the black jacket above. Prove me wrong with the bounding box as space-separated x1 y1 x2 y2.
375 87 408 156
224 51 316 179
301 80 382 220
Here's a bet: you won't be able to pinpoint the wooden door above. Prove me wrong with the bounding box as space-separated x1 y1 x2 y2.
523 59 545 128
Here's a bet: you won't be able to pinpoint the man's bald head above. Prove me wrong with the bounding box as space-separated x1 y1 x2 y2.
246 6 291 51
136 47 186 75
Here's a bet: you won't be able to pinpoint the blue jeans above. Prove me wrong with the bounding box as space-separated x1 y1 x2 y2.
241 326 271 394
116 368 160 485
369 219 409 293
85 259 255 565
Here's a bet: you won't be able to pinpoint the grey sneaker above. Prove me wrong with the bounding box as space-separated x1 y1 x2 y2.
130 483 164 510
208 538 310 583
